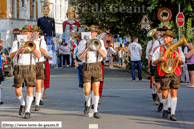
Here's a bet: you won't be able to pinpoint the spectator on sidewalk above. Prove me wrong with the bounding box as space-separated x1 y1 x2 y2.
181 45 190 83
128 37 142 82
71 39 77 66
185 42 194 88
108 43 116 68
118 44 125 66
63 43 70 67
57 42 64 68
0 40 5 104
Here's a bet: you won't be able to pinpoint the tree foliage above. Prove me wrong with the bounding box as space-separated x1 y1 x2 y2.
72 0 193 38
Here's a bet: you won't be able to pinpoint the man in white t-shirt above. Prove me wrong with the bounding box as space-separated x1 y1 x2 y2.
78 25 106 119
128 37 142 81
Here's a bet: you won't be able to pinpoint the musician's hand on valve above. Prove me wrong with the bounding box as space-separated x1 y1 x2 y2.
19 47 25 54
159 57 167 63
176 55 182 62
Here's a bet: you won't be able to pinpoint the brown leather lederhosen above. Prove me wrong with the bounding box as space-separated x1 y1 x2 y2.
82 42 103 83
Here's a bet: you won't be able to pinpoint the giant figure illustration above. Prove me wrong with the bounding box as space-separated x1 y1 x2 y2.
37 4 56 64
62 7 82 45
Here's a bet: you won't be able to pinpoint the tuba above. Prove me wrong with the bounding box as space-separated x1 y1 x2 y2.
161 35 188 73
24 41 36 53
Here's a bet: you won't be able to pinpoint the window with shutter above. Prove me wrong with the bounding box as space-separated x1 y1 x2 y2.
0 0 7 18
30 0 33 19
36 0 38 19
17 0 19 18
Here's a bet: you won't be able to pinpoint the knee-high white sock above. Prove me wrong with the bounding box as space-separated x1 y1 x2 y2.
94 96 99 113
163 99 168 110
85 95 91 107
25 96 33 113
92 91 94 105
17 95 25 106
152 86 157 94
0 85 2 102
158 93 163 103
171 98 177 115
41 88 44 100
168 93 171 108
35 93 41 106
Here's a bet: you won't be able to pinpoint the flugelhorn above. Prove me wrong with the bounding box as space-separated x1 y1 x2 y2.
161 35 188 73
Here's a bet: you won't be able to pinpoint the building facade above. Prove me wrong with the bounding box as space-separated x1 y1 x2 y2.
0 0 68 48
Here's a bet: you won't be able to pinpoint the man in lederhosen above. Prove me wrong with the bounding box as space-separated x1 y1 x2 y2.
32 25 47 111
10 25 40 119
78 25 106 119
152 30 185 121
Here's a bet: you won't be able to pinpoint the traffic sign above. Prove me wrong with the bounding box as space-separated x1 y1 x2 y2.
140 15 150 24
12 28 20 36
176 12 185 27
140 15 151 30
157 8 172 22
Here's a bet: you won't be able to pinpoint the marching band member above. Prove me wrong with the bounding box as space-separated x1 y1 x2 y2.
32 25 47 111
146 29 157 102
78 25 106 119
152 30 185 121
150 28 165 110
10 25 40 119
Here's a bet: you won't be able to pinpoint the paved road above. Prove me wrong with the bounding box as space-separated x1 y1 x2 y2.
0 67 194 129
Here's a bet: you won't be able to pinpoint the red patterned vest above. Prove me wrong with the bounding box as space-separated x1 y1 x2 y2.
63 20 81 32
157 45 182 76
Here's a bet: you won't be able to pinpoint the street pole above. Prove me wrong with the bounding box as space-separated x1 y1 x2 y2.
178 4 180 40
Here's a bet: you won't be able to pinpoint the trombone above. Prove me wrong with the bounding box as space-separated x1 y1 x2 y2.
13 33 37 64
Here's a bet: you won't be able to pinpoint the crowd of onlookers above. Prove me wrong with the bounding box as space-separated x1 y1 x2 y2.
56 39 76 68
54 36 194 86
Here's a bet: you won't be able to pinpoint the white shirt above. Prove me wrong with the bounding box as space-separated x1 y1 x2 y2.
108 47 116 56
63 46 70 55
10 40 40 65
128 42 142 61
145 40 153 59
58 45 64 54
150 38 163 56
77 39 106 63
152 45 185 66
183 46 188 54
36 38 47 62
